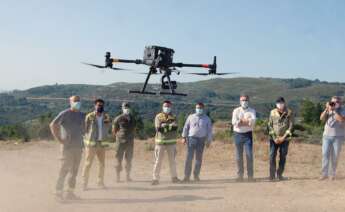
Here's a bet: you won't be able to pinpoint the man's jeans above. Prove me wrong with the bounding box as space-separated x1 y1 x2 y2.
234 132 253 178
184 137 206 179
322 136 344 177
269 139 289 178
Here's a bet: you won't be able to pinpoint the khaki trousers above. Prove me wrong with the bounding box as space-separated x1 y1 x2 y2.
82 146 106 186
152 144 178 180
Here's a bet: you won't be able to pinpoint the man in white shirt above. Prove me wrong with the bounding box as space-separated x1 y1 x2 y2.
231 94 256 181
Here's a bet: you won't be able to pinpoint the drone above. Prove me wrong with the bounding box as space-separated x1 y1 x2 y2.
83 45 236 96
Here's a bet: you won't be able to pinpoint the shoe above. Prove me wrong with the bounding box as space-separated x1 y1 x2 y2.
54 191 64 201
126 175 133 182
151 180 159 186
97 182 106 189
269 176 275 182
194 176 200 182
248 177 255 182
65 192 80 200
319 176 328 181
182 177 190 183
329 176 336 181
278 176 288 181
171 177 181 184
116 172 121 183
235 176 244 182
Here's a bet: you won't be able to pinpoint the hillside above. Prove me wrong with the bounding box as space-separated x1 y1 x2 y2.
1 77 344 125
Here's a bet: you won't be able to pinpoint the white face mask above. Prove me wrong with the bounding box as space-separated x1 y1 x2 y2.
276 103 285 110
240 100 249 109
163 106 171 114
195 108 203 115
71 101 81 111
123 108 130 115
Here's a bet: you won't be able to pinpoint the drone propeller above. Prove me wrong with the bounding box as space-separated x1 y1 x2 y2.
82 62 130 71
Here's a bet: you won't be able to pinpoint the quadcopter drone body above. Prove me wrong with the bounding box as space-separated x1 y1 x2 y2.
83 45 234 96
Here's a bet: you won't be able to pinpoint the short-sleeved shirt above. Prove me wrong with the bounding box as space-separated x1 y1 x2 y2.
323 108 345 138
51 109 85 149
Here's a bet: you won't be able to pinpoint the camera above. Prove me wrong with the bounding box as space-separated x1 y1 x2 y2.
329 101 336 107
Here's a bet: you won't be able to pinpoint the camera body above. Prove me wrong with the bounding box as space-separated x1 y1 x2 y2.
143 46 175 68
329 101 336 107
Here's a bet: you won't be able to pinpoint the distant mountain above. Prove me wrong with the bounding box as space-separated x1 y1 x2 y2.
1 77 344 125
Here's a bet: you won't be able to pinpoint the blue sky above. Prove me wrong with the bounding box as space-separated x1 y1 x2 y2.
1 0 345 90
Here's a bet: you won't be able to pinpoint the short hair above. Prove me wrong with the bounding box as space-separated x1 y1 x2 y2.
196 102 205 107
331 96 342 101
94 98 105 105
69 95 80 102
163 100 172 105
240 94 249 100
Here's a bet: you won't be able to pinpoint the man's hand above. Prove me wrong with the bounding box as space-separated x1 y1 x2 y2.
206 142 211 148
161 123 168 128
239 118 249 126
275 136 285 144
181 137 187 145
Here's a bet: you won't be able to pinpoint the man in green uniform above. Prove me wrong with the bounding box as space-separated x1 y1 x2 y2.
112 102 136 182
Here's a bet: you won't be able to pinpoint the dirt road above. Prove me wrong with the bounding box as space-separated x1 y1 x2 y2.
1 140 345 212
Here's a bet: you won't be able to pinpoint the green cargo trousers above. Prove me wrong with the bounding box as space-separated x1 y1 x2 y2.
115 139 134 174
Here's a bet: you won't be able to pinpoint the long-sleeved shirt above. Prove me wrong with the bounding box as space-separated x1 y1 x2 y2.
268 108 294 140
232 106 256 133
182 113 213 143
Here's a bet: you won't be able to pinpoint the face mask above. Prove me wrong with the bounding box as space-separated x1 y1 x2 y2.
123 108 130 115
240 101 249 109
163 106 171 114
71 101 81 111
196 108 204 115
96 106 104 113
276 103 285 110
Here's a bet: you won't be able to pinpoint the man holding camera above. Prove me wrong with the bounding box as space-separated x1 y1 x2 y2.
320 96 345 180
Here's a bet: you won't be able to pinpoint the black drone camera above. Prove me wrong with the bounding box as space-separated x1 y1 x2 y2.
143 46 175 68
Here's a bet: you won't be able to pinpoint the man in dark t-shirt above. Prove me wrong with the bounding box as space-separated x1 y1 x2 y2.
50 95 85 200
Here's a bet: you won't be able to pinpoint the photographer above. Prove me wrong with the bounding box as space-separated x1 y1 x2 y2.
320 96 345 180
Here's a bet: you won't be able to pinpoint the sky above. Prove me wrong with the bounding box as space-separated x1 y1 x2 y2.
0 0 345 90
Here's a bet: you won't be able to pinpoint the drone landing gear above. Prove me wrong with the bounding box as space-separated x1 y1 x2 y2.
129 67 187 96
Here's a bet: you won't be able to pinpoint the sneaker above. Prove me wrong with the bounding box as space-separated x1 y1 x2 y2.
151 180 159 186
329 176 336 181
269 176 275 182
171 177 181 184
65 192 80 200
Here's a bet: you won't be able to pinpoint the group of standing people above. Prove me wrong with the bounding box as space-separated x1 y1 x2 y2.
49 94 345 200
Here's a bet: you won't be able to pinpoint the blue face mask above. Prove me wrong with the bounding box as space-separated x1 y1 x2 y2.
71 101 81 111
196 108 204 115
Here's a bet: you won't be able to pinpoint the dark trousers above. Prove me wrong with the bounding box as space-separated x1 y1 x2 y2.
234 132 254 178
269 139 289 178
184 137 206 179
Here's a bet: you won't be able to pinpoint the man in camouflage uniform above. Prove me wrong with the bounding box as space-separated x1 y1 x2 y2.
152 100 181 185
268 97 294 181
82 99 112 190
112 102 136 182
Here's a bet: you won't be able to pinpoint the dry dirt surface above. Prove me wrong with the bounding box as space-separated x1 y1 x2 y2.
1 139 345 212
